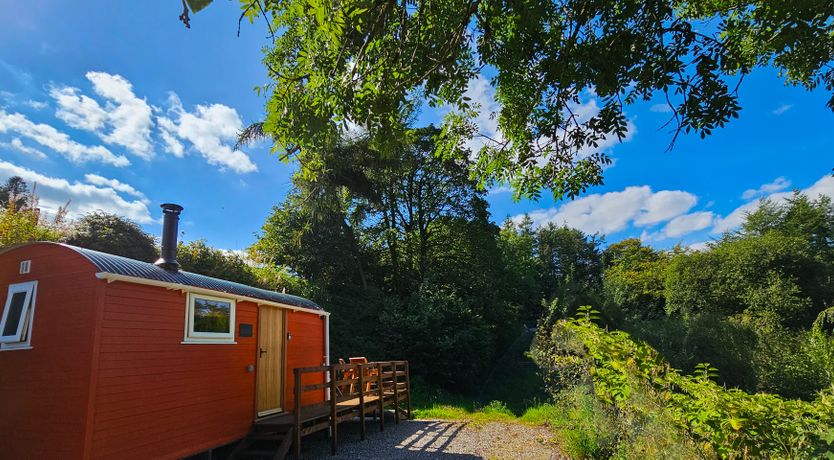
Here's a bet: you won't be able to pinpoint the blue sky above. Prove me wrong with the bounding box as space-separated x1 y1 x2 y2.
1 1 832 252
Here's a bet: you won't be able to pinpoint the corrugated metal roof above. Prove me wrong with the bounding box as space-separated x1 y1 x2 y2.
61 244 323 311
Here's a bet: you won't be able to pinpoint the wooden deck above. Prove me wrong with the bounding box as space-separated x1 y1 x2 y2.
230 361 411 459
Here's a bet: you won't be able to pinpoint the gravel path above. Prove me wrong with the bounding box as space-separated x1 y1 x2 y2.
301 415 568 459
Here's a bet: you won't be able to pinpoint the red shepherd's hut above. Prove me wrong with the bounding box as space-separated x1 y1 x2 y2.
0 204 329 459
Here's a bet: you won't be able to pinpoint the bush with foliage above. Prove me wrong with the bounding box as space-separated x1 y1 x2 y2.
0 204 65 248
0 180 69 249
534 307 834 459
380 286 495 391
65 212 158 262
178 240 258 285
603 239 668 321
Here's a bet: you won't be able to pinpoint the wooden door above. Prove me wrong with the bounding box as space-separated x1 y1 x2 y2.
256 306 285 416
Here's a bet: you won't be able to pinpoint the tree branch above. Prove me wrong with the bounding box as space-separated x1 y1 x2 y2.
179 0 191 29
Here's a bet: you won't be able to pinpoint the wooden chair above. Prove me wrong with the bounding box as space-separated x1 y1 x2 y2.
336 358 352 397
349 357 379 393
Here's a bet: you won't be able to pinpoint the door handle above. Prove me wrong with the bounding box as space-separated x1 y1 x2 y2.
259 347 267 358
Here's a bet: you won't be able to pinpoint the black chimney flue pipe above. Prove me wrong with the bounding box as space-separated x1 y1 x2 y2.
155 203 183 271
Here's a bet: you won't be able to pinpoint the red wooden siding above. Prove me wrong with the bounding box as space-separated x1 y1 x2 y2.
285 310 326 410
90 282 258 459
0 243 329 459
0 244 100 459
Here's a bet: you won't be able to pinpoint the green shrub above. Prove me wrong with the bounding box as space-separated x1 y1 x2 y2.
535 308 834 459
65 212 157 262
546 385 620 459
0 203 66 248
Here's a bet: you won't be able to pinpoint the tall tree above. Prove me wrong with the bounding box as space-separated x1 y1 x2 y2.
252 127 520 389
603 238 668 321
498 216 543 320
536 224 604 308
0 176 30 209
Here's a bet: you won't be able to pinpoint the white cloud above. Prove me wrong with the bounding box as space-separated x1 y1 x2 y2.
516 185 698 235
805 174 834 198
688 241 711 251
50 71 154 159
157 115 184 157
741 176 791 200
0 109 129 166
157 93 257 173
633 190 698 226
462 75 502 156
0 138 47 159
488 184 512 195
662 211 714 238
0 160 152 223
713 174 834 234
83 173 147 201
86 72 154 158
650 103 673 113
772 104 793 115
24 100 48 110
50 85 108 131
712 199 762 234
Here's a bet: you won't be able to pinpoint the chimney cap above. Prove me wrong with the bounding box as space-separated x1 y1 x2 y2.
160 203 183 213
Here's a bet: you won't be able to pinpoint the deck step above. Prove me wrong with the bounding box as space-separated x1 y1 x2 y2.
227 426 294 460
248 433 286 441
242 449 280 455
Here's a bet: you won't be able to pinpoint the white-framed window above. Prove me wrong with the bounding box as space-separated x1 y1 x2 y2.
182 292 236 344
0 281 37 350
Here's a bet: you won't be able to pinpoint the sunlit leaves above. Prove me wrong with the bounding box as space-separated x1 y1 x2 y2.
214 0 834 199
540 314 834 458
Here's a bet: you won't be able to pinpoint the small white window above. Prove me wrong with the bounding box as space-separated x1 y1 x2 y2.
182 293 236 344
19 260 31 274
0 281 37 350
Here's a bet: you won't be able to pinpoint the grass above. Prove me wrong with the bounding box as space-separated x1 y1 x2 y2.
408 325 701 459
414 399 518 425
410 327 549 425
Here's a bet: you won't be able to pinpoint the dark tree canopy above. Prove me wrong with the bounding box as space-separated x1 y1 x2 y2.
252 128 519 389
0 176 30 210
65 212 158 262
191 0 834 199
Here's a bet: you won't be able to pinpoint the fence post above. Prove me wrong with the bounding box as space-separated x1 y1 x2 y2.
393 362 400 424
405 361 412 419
377 362 384 432
358 363 366 440
329 364 338 455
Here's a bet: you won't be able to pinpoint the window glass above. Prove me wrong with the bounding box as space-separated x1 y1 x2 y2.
0 281 36 348
192 297 231 333
1 292 27 337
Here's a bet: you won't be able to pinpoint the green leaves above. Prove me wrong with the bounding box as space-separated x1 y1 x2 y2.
542 314 834 458
186 0 214 14
694 362 719 382
242 0 834 199
576 305 601 322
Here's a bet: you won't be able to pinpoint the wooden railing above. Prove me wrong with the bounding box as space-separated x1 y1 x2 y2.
291 360 411 457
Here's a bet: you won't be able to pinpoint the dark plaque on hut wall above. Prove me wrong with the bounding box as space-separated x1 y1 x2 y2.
239 323 253 337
